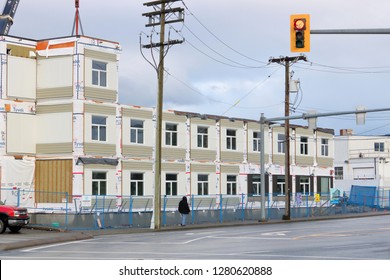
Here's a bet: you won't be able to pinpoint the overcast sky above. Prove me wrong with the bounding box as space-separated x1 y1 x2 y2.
8 0 390 136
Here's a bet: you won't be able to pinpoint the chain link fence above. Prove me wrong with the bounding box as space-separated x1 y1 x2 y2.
1 188 389 230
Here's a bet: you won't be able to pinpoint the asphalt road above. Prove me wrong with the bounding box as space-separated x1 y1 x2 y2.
1 215 390 260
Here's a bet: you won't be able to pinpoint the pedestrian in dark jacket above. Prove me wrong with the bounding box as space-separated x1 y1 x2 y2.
178 196 190 226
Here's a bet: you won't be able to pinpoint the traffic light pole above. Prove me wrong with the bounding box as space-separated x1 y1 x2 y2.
268 56 306 221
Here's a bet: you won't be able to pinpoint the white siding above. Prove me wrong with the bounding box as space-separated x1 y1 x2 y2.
7 56 36 100
36 112 72 143
37 56 73 89
6 113 36 154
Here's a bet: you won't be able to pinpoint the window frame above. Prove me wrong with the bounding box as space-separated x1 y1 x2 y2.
165 123 178 146
130 172 144 196
197 126 208 148
273 175 285 196
300 136 308 155
253 131 261 152
321 138 329 156
227 175 237 195
197 174 209 195
277 134 285 154
130 119 144 144
226 129 237 150
165 173 178 196
374 142 385 152
334 166 343 180
92 171 107 195
92 60 107 87
91 115 107 142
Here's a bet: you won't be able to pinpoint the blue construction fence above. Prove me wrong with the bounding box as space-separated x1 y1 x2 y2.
1 187 389 230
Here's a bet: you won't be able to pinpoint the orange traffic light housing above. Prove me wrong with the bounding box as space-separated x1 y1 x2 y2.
290 14 310 52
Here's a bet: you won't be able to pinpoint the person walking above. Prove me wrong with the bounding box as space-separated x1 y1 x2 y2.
178 196 191 226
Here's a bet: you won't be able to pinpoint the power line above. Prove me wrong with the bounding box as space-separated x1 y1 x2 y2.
180 0 269 65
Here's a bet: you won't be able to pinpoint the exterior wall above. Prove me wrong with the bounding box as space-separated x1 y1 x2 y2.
8 56 36 100
247 121 269 164
294 127 315 166
122 160 154 196
36 103 73 155
84 48 118 102
36 56 73 99
190 117 217 162
162 111 186 161
334 135 390 191
122 106 154 159
6 112 35 154
0 35 336 209
220 119 245 163
84 103 117 156
84 165 118 195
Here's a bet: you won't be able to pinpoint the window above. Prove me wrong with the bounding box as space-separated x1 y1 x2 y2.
227 175 237 195
166 174 178 196
197 174 209 195
226 129 236 150
374 142 384 152
165 123 178 146
92 60 107 87
273 176 285 196
300 136 308 155
197 126 208 148
277 134 285 153
335 167 343 180
318 176 332 193
92 115 107 141
131 119 144 144
251 175 261 195
297 177 310 195
92 172 107 195
321 138 329 156
253 132 261 152
130 173 144 196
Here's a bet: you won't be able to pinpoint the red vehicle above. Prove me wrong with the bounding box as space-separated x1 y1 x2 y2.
0 201 30 233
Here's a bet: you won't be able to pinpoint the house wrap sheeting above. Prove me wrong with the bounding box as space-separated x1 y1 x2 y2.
0 156 35 207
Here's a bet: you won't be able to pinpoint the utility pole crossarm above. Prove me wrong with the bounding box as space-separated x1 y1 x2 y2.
142 39 184 49
143 0 181 6
269 55 307 64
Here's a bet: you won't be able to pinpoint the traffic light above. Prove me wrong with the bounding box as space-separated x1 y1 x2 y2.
290 14 310 52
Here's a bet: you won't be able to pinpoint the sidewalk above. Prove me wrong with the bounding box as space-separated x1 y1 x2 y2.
1 211 389 252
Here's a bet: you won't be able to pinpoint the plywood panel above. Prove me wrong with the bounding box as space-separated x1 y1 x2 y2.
35 160 72 203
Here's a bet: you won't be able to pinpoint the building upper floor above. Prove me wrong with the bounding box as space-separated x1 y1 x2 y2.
0 35 121 103
0 35 334 167
335 130 390 162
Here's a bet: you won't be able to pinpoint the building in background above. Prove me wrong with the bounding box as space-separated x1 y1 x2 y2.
334 129 390 192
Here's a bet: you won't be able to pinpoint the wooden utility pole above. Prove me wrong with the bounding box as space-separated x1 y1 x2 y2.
269 55 306 220
142 0 184 229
